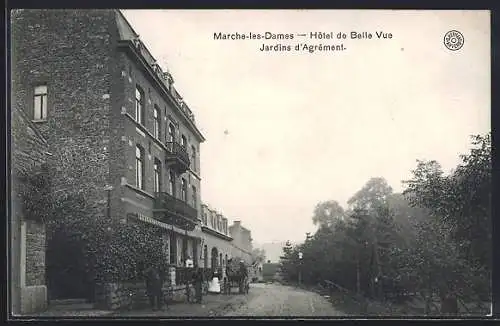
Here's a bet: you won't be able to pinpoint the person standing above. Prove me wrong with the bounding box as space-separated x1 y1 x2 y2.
194 267 204 303
144 263 163 311
185 256 194 268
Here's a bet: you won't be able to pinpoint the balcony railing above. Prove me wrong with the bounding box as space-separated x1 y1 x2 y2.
165 141 190 173
131 37 196 124
175 267 196 285
154 192 198 223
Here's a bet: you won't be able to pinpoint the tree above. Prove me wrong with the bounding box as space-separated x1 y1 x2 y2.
279 241 299 282
348 177 393 210
312 200 345 228
402 132 492 311
277 133 491 315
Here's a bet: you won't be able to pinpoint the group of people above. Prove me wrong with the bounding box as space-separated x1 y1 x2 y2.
142 256 204 311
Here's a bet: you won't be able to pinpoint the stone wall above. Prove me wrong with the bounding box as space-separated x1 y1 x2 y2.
11 77 50 313
11 9 118 218
21 286 47 314
94 281 201 310
25 221 46 286
11 9 119 305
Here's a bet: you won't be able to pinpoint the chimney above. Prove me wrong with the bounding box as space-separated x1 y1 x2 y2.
233 221 241 227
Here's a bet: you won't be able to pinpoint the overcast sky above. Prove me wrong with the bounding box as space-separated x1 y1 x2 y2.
122 10 490 244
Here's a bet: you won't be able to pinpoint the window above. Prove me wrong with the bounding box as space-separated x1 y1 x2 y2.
154 159 161 193
168 123 175 142
191 145 196 171
181 178 187 201
135 145 144 190
135 86 144 125
181 135 187 148
153 105 160 139
191 186 197 207
33 85 48 120
169 171 176 196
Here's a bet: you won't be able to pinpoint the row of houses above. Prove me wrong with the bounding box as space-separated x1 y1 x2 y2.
10 9 255 314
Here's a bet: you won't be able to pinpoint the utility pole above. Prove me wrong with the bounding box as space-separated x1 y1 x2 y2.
298 252 303 286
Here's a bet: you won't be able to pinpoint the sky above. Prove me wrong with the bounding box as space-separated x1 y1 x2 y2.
122 10 490 244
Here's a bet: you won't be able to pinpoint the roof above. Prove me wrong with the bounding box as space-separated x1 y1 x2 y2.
114 10 205 142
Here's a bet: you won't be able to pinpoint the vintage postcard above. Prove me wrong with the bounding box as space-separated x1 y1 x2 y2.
9 9 491 318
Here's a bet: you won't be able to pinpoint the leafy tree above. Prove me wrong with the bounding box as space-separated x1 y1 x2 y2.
402 133 491 311
279 240 300 282
312 200 345 228
348 177 393 210
271 134 490 315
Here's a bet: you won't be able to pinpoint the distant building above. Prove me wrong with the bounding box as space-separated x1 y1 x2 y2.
199 204 254 277
229 221 253 261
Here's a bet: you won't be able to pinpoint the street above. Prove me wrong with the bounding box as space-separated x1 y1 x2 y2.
224 283 345 317
99 282 347 317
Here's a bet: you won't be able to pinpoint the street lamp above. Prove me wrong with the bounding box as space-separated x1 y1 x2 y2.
298 252 303 286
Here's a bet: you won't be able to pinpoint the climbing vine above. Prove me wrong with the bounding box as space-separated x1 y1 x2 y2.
47 194 168 283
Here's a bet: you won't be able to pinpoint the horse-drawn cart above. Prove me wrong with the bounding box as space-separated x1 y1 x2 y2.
225 258 250 295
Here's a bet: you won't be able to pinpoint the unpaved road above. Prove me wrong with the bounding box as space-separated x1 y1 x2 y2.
224 283 347 317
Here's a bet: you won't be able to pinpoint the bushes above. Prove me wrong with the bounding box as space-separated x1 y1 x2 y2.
47 193 168 285
14 166 52 223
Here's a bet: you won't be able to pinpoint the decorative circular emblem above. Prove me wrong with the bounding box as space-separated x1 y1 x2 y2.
444 30 464 51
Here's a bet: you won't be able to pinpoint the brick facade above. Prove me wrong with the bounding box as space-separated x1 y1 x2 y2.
11 9 206 309
11 9 258 311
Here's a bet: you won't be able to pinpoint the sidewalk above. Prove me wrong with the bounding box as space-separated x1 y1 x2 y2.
29 302 114 318
111 293 249 317
31 293 248 318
